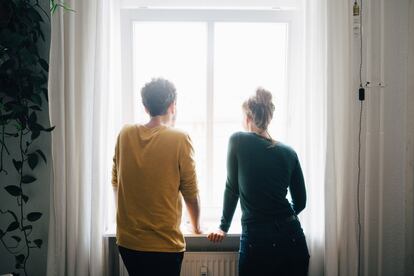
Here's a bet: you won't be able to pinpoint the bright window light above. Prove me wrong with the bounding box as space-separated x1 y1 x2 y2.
133 22 209 201
213 22 288 209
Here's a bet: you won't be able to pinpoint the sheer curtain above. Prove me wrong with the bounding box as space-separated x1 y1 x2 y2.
296 0 327 275
46 0 121 275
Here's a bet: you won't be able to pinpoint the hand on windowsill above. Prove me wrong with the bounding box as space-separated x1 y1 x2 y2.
207 229 226 243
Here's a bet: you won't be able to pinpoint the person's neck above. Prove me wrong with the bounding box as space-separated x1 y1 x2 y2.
249 126 271 140
145 116 172 128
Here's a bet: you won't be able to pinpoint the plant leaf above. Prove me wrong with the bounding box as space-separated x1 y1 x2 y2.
12 159 22 171
28 154 39 170
57 2 75 13
15 254 25 264
29 105 42 111
31 130 41 140
31 94 42 106
42 88 48 102
22 175 36 184
43 126 55 132
33 239 43 248
36 149 47 163
51 4 58 14
27 212 42 222
11 235 21 243
39 58 48 72
5 132 18 137
7 221 19 232
22 225 32 232
5 186 21 197
21 194 29 203
29 112 37 123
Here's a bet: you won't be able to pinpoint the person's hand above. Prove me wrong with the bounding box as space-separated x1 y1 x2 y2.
192 227 203 235
207 229 226 243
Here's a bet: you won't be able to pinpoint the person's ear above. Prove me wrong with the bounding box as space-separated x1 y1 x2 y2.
242 111 250 130
168 101 176 114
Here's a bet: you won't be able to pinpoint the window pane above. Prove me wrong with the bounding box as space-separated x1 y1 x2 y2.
133 22 208 198
213 23 289 207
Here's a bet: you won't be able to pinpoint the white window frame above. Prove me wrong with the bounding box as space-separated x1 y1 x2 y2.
119 8 303 223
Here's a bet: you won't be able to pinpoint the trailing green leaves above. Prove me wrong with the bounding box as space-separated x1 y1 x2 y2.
33 239 42 248
4 185 21 197
38 59 48 72
28 153 39 170
11 235 21 243
36 149 47 163
0 1 62 274
22 225 32 232
21 194 29 203
12 159 22 171
15 254 25 269
21 175 36 184
43 126 55 132
7 221 19 232
27 212 42 222
50 0 75 15
31 130 40 140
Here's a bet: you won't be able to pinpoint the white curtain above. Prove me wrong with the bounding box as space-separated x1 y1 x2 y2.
323 0 357 274
47 0 121 275
287 1 327 276
322 0 414 275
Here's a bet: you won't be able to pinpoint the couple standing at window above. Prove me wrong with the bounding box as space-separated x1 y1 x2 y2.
111 78 310 276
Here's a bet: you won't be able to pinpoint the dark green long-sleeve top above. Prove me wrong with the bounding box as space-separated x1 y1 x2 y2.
219 132 306 232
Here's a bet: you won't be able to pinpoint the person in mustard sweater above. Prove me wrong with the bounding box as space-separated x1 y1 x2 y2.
111 78 201 276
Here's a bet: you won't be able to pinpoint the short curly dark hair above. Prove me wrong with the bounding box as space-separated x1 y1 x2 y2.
141 78 177 117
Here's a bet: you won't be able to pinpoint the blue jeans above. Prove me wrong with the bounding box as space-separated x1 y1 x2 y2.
239 218 310 276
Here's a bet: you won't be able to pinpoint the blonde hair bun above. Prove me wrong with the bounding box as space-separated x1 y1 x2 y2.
255 88 273 106
243 87 275 130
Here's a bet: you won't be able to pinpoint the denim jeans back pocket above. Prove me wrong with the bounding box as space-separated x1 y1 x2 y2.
288 231 310 258
239 235 280 256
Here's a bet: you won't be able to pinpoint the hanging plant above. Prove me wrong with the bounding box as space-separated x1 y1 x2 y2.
0 0 72 275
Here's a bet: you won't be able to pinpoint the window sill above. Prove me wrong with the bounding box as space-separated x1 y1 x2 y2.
104 225 241 252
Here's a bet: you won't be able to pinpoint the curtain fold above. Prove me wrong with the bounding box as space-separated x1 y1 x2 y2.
324 0 357 275
295 1 327 275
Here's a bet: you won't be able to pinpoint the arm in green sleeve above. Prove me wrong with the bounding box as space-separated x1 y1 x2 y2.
219 134 239 232
289 157 306 215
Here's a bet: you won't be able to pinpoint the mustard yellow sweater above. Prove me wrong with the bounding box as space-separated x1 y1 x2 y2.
112 124 198 252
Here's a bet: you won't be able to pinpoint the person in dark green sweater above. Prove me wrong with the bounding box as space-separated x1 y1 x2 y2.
208 88 309 276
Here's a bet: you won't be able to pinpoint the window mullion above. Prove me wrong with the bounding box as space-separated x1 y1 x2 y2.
206 21 215 206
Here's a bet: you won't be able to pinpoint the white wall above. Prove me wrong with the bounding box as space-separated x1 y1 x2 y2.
0 0 51 275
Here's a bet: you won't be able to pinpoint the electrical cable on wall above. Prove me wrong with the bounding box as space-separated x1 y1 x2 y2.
353 0 365 275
